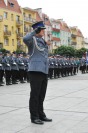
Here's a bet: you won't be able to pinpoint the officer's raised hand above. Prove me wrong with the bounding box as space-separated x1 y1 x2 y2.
35 27 41 34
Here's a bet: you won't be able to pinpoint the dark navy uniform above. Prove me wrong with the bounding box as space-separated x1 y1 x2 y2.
0 52 4 86
48 57 54 79
10 52 18 84
17 53 26 83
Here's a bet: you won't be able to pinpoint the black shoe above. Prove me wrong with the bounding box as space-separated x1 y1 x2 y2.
20 81 26 83
6 83 12 85
0 84 4 86
31 119 44 125
1 81 4 84
12 82 18 84
40 117 52 122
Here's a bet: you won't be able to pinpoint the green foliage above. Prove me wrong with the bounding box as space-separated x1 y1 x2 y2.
75 48 88 58
54 46 76 57
16 49 24 54
0 48 7 53
54 46 88 58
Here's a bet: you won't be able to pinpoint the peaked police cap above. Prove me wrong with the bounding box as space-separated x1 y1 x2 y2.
32 21 46 29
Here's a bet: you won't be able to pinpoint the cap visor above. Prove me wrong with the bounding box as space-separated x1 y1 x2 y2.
40 27 46 29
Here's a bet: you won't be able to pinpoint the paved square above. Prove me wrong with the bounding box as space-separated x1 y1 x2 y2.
0 72 88 133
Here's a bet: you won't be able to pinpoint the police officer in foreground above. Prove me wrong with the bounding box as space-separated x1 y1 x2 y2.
23 21 52 125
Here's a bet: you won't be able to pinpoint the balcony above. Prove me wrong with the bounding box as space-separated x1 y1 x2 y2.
17 32 23 39
4 31 11 37
71 41 77 45
71 34 76 38
24 17 36 23
0 15 3 22
16 20 23 26
52 37 60 41
52 28 60 32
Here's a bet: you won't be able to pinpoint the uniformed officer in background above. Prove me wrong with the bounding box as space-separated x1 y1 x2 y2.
17 52 26 83
10 51 18 84
0 52 4 86
48 56 54 79
23 21 52 125
3 51 12 85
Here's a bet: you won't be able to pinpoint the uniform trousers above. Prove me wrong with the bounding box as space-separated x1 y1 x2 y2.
11 70 17 83
29 71 48 120
0 70 4 83
19 69 25 82
5 70 11 84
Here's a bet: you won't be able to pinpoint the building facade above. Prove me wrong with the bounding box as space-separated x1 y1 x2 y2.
50 19 60 50
22 7 36 52
70 26 84 49
0 0 23 52
58 19 71 47
83 38 88 49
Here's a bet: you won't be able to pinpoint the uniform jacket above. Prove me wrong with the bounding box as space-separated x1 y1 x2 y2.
23 31 49 74
49 57 54 69
0 57 4 70
17 57 25 70
10 56 19 70
3 56 11 70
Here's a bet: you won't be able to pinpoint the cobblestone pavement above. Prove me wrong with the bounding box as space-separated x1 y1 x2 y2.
0 72 88 133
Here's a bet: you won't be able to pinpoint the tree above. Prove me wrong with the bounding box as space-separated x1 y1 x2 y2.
0 48 6 53
75 48 88 58
54 46 76 57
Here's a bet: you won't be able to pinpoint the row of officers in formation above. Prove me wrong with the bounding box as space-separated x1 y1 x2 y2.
0 51 88 86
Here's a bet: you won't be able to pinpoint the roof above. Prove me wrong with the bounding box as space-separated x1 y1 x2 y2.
77 29 84 38
23 7 36 13
42 13 52 26
57 20 71 32
70 26 84 38
0 0 21 14
35 11 42 22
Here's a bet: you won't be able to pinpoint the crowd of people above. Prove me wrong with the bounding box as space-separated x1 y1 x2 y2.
0 50 87 86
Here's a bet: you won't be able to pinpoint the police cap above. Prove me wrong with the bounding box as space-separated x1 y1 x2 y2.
32 21 46 29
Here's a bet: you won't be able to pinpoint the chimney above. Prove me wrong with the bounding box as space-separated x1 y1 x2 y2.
4 0 8 6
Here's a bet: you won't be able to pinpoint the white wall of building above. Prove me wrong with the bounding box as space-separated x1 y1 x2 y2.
60 30 71 46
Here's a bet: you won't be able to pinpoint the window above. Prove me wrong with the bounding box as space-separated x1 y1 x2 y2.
16 15 20 21
54 42 57 46
12 39 14 46
29 26 31 32
4 25 8 32
29 14 31 18
11 14 14 21
23 13 25 17
10 3 14 7
17 28 20 33
4 12 8 19
12 26 14 33
55 25 57 28
8 1 14 7
4 39 9 45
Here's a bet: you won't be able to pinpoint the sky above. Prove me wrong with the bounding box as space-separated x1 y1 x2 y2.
18 0 88 38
